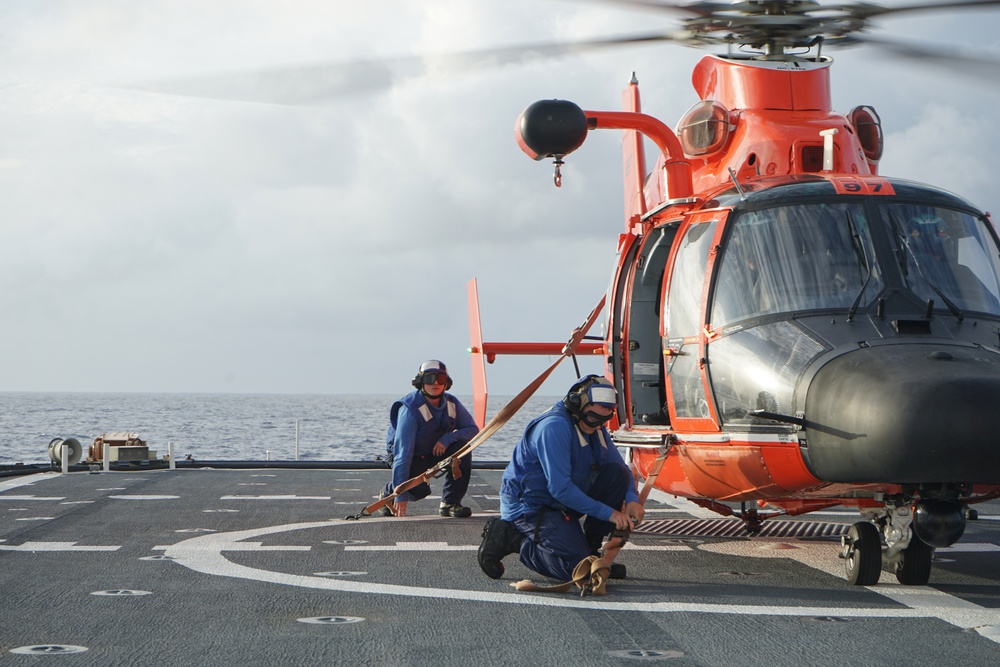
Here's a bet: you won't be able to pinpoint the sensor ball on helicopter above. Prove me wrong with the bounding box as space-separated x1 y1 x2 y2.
466 0 1000 586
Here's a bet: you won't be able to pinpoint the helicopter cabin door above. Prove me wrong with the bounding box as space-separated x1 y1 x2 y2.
663 212 724 431
625 223 678 426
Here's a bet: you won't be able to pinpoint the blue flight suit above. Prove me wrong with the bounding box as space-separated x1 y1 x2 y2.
500 402 639 581
384 390 479 504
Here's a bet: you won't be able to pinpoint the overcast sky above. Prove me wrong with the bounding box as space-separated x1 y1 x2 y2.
1 1 999 396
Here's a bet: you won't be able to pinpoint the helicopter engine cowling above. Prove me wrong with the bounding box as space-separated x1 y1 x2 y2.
802 343 1000 484
515 99 589 161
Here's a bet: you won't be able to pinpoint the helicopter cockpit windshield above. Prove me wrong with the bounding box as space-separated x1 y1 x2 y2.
712 202 882 325
888 204 1000 315
700 198 1000 427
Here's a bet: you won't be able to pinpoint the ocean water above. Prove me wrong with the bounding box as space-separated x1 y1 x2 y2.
0 392 562 465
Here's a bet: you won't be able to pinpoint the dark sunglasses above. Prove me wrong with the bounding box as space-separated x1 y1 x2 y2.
422 372 448 385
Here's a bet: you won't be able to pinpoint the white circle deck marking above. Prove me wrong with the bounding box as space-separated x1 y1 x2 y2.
298 616 364 624
607 649 685 661
161 516 1000 633
10 645 88 655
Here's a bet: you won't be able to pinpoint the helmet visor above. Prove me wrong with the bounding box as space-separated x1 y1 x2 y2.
421 372 449 386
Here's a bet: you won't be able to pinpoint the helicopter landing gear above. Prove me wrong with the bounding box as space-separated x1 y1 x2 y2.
892 535 933 586
841 522 882 586
841 499 945 586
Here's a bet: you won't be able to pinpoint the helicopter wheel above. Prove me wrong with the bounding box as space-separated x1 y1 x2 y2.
843 522 882 586
893 536 933 586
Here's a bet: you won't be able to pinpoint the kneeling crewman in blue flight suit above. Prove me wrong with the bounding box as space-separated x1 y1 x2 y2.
382 360 479 518
478 375 644 592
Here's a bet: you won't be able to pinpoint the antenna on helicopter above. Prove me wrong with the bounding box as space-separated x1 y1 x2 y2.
727 167 747 201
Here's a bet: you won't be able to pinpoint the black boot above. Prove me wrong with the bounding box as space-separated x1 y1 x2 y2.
477 517 523 579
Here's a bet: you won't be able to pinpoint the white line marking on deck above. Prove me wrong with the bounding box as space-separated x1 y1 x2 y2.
161 516 1000 637
698 539 1000 642
0 473 59 493
346 542 477 552
219 495 331 500
109 495 180 500
156 542 310 552
0 541 119 552
0 496 65 501
939 543 1000 553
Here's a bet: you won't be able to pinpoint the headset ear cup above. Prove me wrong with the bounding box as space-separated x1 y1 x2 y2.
446 377 453 390
565 375 602 415
412 374 423 389
564 391 581 414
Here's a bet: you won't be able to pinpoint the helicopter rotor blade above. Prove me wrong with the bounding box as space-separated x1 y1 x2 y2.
567 0 726 16
599 0 1000 18
118 30 693 106
834 32 1000 84
823 0 1000 20
118 0 1000 105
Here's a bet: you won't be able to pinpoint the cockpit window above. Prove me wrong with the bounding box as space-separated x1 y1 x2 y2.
887 205 1000 315
712 203 881 326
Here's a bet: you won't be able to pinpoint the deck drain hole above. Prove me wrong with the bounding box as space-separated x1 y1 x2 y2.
298 616 365 625
91 589 152 596
805 616 851 623
607 649 684 660
141 555 175 561
323 540 369 545
717 571 767 576
11 645 89 655
204 509 240 513
315 571 368 577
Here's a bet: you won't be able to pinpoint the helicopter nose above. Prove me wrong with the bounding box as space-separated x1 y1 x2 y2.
802 344 1000 484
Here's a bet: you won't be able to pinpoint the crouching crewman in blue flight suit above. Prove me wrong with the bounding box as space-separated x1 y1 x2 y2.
477 375 644 594
381 360 479 518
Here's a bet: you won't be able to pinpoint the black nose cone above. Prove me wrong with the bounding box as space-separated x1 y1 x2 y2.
803 344 1000 484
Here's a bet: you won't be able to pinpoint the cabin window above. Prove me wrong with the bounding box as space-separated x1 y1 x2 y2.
665 220 718 420
885 205 1000 315
711 202 880 325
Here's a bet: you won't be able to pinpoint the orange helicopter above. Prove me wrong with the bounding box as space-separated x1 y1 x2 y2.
466 0 1000 587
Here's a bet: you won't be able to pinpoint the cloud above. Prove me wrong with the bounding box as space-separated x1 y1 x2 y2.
0 1 998 396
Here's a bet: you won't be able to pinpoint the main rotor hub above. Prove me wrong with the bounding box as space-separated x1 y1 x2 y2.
677 0 874 55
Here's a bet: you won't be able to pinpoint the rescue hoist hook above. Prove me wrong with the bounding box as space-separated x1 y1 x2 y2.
553 156 565 187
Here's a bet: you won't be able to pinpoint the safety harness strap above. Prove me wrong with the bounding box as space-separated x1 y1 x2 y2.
637 436 675 506
511 555 611 597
